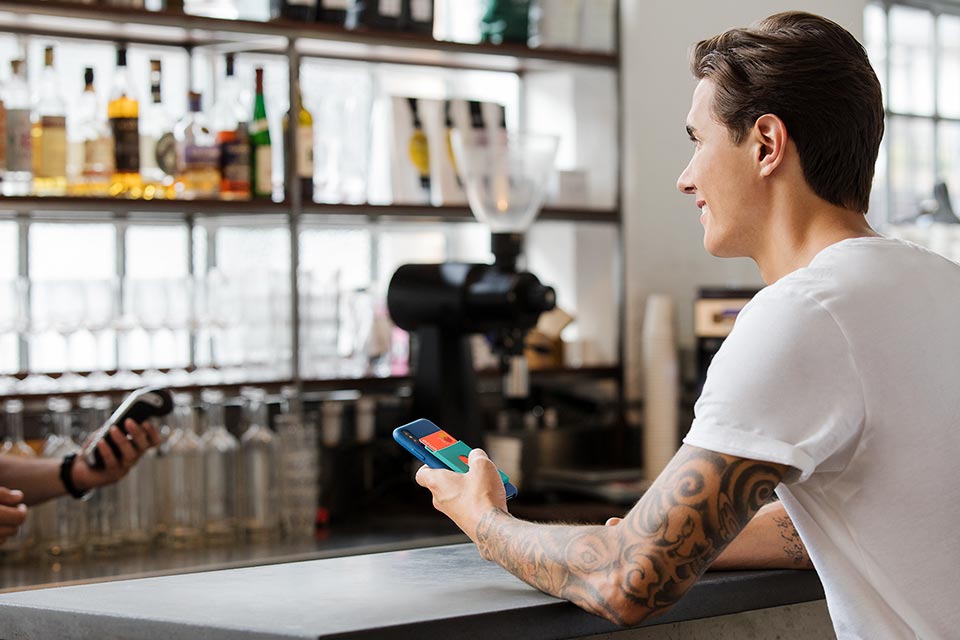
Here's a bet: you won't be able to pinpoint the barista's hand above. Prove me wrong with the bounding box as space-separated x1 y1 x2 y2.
0 487 27 543
415 449 509 541
73 419 162 491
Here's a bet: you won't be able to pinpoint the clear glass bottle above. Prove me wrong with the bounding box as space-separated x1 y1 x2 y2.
200 389 239 543
32 46 68 196
115 399 157 549
109 44 142 198
276 386 318 539
70 68 113 197
0 400 36 560
37 398 86 558
239 387 279 541
213 54 251 201
175 91 220 199
4 59 33 196
81 396 121 556
163 393 205 548
140 59 176 199
283 87 314 203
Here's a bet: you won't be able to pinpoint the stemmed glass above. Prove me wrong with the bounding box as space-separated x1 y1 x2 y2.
128 278 169 386
84 279 119 391
0 279 27 394
165 277 194 386
190 271 223 386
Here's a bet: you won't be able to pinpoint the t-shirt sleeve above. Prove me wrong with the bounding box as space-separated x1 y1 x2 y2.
683 286 865 483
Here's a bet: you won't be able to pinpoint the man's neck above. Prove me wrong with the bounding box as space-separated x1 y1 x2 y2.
753 198 879 285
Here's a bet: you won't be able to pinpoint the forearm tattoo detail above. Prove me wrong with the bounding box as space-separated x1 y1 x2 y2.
475 446 784 625
773 514 808 566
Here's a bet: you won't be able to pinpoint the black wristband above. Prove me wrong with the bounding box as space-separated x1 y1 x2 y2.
59 453 88 500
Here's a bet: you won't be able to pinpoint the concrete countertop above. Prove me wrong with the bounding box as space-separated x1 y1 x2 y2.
0 543 824 639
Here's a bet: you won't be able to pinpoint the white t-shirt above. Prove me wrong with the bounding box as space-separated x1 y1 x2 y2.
683 237 960 640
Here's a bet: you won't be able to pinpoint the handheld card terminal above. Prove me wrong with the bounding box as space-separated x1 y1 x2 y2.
83 387 174 470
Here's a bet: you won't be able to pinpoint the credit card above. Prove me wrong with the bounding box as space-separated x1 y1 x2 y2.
420 429 458 452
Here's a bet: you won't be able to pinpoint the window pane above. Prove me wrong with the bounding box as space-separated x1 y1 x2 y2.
888 116 935 222
127 225 190 278
864 3 888 108
938 15 960 118
299 226 371 290
29 223 115 280
937 121 960 214
889 5 935 116
868 131 889 228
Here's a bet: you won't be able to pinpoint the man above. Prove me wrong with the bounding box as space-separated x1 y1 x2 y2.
415 11 959 639
0 418 160 543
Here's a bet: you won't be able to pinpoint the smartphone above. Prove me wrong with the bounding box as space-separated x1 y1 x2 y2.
393 418 518 500
82 387 174 470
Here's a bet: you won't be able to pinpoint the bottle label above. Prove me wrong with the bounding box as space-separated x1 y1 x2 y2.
184 143 221 171
83 136 114 178
0 103 7 169
111 117 140 173
255 145 273 195
221 127 251 190
296 124 313 178
6 109 33 173
249 118 269 136
156 132 178 176
380 0 401 17
36 116 67 179
324 0 349 9
410 0 432 21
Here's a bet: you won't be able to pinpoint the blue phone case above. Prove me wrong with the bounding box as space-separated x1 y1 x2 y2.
393 418 518 500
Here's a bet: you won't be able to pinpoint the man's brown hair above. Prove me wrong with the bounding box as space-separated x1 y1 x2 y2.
691 12 884 214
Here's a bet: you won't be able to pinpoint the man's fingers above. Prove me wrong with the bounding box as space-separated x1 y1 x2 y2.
604 517 623 527
0 503 27 527
97 437 122 471
109 426 138 465
141 420 162 448
124 419 151 453
0 487 24 507
468 448 490 463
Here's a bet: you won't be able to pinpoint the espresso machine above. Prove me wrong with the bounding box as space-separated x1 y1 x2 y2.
387 132 559 446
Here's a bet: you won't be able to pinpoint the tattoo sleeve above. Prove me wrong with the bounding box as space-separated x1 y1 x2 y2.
475 445 787 626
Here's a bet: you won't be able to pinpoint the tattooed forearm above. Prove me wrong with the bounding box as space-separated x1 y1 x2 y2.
774 514 810 567
475 445 787 626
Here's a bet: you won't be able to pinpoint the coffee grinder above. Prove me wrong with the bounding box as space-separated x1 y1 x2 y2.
387 132 559 446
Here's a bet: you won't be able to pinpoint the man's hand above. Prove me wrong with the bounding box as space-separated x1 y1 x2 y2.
414 449 509 538
0 487 27 544
72 419 162 492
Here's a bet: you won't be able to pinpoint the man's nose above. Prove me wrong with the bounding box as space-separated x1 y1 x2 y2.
677 164 696 194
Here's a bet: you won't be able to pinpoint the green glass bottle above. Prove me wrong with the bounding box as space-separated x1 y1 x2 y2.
250 67 273 200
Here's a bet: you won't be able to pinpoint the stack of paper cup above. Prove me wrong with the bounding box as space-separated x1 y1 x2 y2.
642 294 679 481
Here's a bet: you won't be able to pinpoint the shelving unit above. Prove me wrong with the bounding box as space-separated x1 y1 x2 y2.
0 2 623 398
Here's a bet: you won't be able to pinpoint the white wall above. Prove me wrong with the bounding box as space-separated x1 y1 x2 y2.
621 0 870 405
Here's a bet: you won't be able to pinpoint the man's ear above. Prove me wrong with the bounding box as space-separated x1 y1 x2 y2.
753 114 787 178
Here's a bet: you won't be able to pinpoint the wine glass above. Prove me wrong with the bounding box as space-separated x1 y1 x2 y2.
84 279 119 391
0 279 27 394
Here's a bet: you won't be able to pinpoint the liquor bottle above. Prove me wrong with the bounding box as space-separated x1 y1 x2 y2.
200 389 239 543
140 59 176 199
239 387 279 541
175 91 221 199
283 87 314 203
32 46 68 196
272 0 317 21
71 68 113 197
275 387 318 538
163 393 205 548
407 97 430 194
250 67 273 199
317 0 349 23
0 400 36 560
213 54 251 200
480 0 530 45
345 0 403 30
37 398 87 558
3 59 32 196
404 0 433 34
109 44 142 198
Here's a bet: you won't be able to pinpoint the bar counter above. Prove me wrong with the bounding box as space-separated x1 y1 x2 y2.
0 543 831 639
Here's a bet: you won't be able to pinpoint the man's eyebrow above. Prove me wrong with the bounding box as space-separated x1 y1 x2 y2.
686 124 698 140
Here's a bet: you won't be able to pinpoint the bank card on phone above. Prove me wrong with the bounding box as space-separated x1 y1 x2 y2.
393 418 517 500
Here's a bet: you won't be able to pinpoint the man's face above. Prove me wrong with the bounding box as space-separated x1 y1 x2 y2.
676 79 762 257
